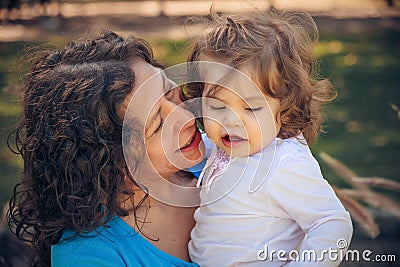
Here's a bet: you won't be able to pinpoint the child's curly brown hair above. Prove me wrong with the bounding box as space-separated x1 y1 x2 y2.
186 9 336 144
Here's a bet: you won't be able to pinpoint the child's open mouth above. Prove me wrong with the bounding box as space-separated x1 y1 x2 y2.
221 134 246 147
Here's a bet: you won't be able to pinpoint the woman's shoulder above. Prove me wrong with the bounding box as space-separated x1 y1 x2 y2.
51 216 199 267
51 216 131 266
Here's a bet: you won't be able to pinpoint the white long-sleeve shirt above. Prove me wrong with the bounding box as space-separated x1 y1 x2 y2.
189 136 353 266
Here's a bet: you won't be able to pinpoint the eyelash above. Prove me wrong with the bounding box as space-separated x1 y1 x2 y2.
245 107 263 112
155 120 163 133
209 106 225 110
209 106 263 112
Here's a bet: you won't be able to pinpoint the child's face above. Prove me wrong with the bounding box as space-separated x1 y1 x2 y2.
201 61 280 158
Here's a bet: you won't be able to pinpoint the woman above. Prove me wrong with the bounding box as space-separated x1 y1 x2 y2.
7 31 204 266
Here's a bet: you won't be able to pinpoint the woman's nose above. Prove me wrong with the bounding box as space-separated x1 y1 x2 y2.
161 98 195 129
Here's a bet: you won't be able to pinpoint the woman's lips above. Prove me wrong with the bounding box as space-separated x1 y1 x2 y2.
221 134 246 147
179 128 202 152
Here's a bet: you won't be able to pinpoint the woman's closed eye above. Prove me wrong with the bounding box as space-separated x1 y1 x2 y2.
146 115 163 138
152 117 163 135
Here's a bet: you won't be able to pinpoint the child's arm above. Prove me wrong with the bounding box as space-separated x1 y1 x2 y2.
268 153 353 266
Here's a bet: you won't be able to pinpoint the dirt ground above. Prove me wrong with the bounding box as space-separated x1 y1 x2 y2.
0 0 399 42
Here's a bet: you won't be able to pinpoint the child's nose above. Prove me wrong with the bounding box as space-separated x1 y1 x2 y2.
222 108 242 127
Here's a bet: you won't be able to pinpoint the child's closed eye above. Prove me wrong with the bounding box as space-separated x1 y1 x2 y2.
245 107 263 112
209 105 226 110
205 98 226 111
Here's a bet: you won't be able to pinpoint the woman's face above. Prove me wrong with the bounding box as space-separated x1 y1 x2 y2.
123 60 205 179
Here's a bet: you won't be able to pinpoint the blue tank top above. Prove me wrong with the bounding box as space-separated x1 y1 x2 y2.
51 215 199 267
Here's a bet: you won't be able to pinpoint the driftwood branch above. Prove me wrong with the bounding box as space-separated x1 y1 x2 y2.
352 177 400 192
334 188 379 238
320 152 400 239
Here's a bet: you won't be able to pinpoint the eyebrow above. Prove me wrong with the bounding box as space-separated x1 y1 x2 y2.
206 93 267 104
243 96 268 102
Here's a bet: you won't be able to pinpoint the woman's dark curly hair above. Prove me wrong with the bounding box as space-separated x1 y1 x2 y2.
186 9 336 144
7 31 161 266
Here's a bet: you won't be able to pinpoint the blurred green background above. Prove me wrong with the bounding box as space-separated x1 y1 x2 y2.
314 30 400 191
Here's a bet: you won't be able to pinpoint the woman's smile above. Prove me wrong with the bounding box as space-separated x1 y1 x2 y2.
179 128 202 152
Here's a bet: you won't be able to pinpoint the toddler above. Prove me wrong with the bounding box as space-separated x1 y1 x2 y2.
185 9 353 266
